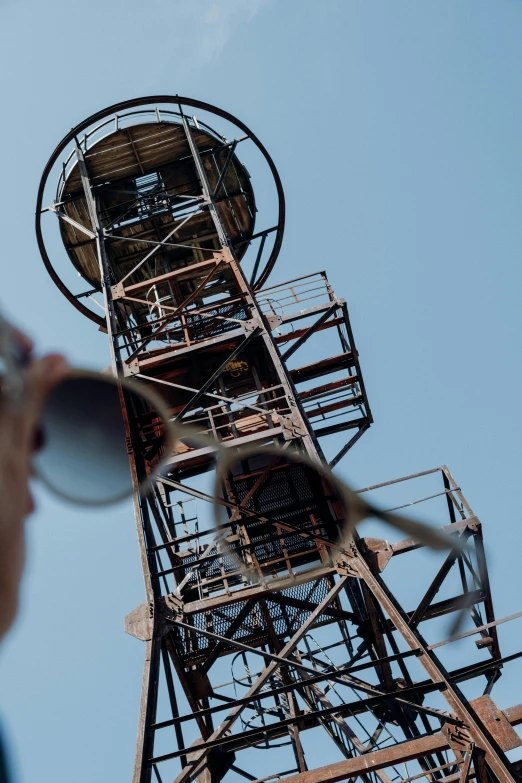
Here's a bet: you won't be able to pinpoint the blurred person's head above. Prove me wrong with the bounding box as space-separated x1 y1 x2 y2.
0 325 67 640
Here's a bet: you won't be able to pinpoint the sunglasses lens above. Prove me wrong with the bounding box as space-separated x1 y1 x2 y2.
216 449 347 583
33 376 166 505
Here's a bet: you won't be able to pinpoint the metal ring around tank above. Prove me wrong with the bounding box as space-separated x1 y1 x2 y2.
35 95 286 327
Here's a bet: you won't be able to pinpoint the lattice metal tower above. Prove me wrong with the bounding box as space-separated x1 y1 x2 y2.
37 97 521 783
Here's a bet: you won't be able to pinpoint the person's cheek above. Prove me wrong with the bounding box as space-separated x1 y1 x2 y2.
26 489 35 516
0 524 26 640
8 521 26 590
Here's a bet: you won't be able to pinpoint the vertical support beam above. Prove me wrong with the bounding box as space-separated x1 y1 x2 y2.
180 115 230 249
474 529 502 661
132 635 162 783
408 542 467 630
473 748 489 783
161 641 187 768
250 232 267 286
75 144 121 373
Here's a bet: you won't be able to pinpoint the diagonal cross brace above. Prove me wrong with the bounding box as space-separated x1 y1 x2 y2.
459 744 474 782
48 205 96 240
75 144 98 230
167 614 384 698
174 327 260 422
409 529 472 629
201 598 257 674
119 212 197 285
170 576 349 783
138 374 283 420
295 669 394 783
124 259 224 364
213 140 238 199
281 303 339 362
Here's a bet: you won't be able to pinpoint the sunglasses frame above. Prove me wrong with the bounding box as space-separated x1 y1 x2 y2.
0 314 466 561
163 427 462 594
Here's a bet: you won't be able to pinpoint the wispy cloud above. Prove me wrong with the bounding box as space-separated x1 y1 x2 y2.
198 0 268 64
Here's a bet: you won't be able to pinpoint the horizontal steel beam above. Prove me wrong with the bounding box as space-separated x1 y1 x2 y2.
136 327 245 369
391 517 477 556
120 255 223 295
275 733 450 783
274 701 522 783
182 567 337 615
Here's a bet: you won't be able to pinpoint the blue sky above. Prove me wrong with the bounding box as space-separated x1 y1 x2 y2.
0 1 521 780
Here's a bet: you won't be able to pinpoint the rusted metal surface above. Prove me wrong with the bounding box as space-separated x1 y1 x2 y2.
39 96 521 783
272 705 522 783
36 96 287 327
272 734 451 783
503 703 522 726
470 695 522 752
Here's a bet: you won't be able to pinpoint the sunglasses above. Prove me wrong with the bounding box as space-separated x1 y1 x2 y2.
0 315 460 580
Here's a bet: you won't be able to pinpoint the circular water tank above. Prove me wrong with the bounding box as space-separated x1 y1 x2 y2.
36 97 285 325
59 120 256 289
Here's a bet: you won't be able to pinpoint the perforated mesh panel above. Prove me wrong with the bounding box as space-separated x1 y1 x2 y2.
185 303 248 340
228 461 340 570
176 576 337 664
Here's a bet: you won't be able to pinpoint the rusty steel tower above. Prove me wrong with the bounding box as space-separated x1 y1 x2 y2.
37 97 521 783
